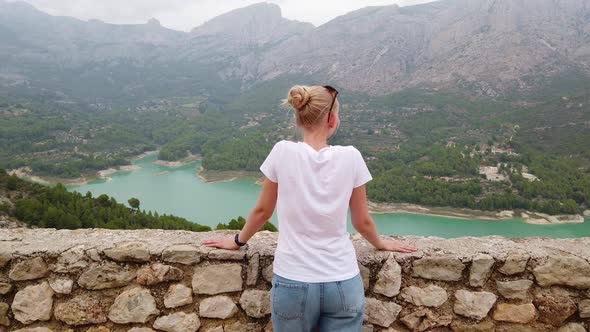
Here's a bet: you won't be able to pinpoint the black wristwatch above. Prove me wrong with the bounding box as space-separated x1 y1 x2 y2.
234 233 247 247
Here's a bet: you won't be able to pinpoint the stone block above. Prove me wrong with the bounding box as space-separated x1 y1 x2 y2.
374 254 402 297
498 250 529 275
153 312 200 332
52 245 91 273
0 303 8 327
534 294 577 326
48 277 73 294
364 297 402 327
453 290 496 320
359 264 370 290
192 264 243 295
263 263 273 283
400 285 448 307
0 282 12 295
496 279 533 300
469 253 494 287
578 299 590 318
54 293 108 326
78 263 135 290
136 263 183 285
246 253 260 286
208 249 246 260
9 257 48 281
199 295 238 319
11 281 54 324
240 289 271 318
400 309 452 331
108 287 159 324
104 241 150 262
492 303 536 324
533 254 590 288
558 323 587 332
162 244 201 265
164 284 193 308
413 255 464 281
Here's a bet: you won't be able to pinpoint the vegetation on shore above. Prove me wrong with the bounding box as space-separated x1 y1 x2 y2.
0 168 211 231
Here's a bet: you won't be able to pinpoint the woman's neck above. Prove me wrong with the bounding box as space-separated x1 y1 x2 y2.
302 128 329 151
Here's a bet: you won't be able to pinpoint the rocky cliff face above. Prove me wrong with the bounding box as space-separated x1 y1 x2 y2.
258 0 590 95
0 0 589 99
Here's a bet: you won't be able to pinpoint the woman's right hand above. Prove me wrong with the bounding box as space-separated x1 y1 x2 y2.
379 239 418 253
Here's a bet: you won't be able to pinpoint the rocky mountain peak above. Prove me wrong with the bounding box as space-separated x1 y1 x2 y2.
146 17 161 27
190 2 313 44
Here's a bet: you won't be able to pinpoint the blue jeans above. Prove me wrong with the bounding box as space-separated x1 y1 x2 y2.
270 273 365 332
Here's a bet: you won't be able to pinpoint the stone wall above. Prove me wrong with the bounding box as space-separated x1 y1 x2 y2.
0 228 589 332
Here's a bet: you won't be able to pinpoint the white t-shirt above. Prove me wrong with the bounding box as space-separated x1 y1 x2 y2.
260 140 373 283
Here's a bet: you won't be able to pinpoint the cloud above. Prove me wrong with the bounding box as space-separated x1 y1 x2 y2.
6 0 438 31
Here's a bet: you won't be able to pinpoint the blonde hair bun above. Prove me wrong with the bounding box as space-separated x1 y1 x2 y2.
287 85 311 111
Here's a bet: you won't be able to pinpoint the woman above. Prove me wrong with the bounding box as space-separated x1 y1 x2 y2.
202 85 417 331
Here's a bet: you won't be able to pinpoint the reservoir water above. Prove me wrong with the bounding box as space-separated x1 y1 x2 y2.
67 156 590 238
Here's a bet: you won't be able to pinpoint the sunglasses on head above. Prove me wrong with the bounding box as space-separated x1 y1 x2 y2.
323 85 339 123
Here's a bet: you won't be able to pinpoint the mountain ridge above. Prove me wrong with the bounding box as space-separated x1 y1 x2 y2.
0 0 589 100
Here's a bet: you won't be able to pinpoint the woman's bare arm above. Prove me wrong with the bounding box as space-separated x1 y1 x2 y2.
349 185 417 253
202 178 278 250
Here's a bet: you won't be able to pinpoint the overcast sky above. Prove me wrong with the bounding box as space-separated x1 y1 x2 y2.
6 0 438 31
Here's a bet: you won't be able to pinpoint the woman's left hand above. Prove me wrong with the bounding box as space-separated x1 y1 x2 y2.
201 238 240 250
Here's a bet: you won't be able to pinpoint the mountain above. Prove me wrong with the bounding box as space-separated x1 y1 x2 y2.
0 0 589 102
259 0 590 95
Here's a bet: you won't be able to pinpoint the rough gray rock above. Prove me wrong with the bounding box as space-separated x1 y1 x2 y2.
496 279 533 300
400 285 448 308
453 290 496 320
534 294 577 326
359 264 370 290
400 309 452 331
11 281 54 324
469 253 494 287
0 281 12 295
104 241 151 262
52 245 91 273
209 249 246 260
240 289 271 318
263 263 273 283
164 284 193 308
413 255 465 281
492 303 536 323
9 257 48 281
373 254 402 297
54 294 108 325
0 252 10 268
364 297 402 327
108 287 159 323
533 254 590 288
192 264 243 295
579 299 590 318
162 244 201 265
557 323 587 332
78 263 135 290
136 263 183 285
153 312 200 332
498 250 529 275
0 302 9 326
199 295 239 319
246 253 260 286
48 277 74 294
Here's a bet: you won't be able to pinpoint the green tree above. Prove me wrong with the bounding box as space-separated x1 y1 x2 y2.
128 198 140 211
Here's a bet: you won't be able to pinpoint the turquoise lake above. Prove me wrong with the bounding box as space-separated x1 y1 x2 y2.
66 156 590 238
